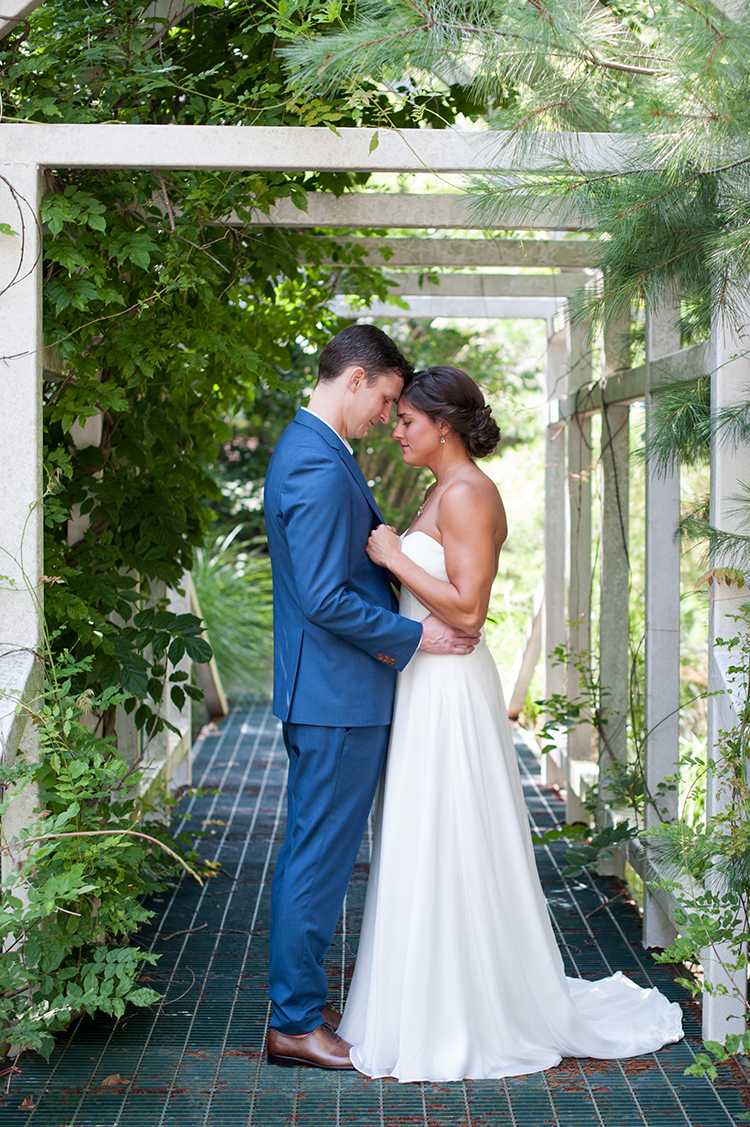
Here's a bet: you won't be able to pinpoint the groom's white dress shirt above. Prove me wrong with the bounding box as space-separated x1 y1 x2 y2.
300 406 354 455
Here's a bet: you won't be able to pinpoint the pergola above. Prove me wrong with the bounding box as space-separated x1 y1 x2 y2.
1 5 748 1046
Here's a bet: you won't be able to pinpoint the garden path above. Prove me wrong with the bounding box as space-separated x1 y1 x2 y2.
3 703 748 1126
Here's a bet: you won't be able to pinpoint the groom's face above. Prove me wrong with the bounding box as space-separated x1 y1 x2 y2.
343 368 404 440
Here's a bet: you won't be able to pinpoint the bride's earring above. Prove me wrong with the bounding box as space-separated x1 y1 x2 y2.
440 434 445 444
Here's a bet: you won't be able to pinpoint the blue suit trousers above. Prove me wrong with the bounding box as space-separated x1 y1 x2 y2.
269 721 389 1034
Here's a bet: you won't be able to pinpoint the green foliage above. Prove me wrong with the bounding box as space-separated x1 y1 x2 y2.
284 0 750 337
191 527 273 698
1 0 415 732
681 499 750 577
645 377 712 475
280 0 627 128
0 648 202 1061
532 821 636 879
683 1032 750 1083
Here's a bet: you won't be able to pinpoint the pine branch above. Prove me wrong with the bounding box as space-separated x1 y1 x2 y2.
680 511 750 573
644 376 711 474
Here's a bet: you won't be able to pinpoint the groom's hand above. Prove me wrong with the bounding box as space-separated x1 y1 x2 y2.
419 614 480 655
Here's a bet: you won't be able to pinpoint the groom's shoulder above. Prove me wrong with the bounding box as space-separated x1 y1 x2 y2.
269 416 343 478
276 415 334 456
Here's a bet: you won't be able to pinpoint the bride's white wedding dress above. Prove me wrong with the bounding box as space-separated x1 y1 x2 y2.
339 531 683 1082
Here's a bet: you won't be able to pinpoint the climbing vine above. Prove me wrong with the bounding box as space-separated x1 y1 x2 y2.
1 0 478 730
0 645 205 1061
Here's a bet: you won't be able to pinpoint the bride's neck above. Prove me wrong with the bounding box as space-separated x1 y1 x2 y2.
431 446 470 486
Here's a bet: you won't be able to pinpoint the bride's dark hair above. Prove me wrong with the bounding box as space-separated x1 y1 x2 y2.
400 366 502 459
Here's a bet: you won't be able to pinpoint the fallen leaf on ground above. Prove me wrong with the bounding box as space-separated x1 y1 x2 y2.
18 1097 35 1110
101 1073 130 1087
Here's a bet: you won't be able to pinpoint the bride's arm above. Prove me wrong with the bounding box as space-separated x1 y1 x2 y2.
367 483 507 634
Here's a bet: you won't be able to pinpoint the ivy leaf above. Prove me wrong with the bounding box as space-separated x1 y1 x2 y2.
183 635 212 663
167 637 186 664
170 685 186 710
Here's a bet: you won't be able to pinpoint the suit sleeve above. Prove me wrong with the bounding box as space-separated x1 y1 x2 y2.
280 447 422 671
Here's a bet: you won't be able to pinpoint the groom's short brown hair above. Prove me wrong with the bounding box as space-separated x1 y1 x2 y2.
317 324 413 386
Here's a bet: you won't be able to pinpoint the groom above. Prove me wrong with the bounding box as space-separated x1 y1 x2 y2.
263 324 478 1069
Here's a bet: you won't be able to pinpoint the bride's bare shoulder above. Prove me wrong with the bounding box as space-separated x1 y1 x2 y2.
441 468 506 528
445 464 503 505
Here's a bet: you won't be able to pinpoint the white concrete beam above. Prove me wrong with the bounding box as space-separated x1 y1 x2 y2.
368 273 584 299
0 1 195 42
556 341 707 417
0 124 627 176
142 1 195 45
317 236 595 269
329 295 562 320
0 0 41 41
643 297 681 949
248 191 590 232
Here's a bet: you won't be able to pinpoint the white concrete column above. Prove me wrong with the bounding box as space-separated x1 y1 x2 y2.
542 327 568 789
565 321 595 821
165 583 192 791
643 298 681 947
597 314 631 877
0 162 43 870
0 164 43 665
701 305 750 1040
599 317 631 784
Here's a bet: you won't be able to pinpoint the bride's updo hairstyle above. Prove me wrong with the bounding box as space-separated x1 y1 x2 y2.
400 366 502 459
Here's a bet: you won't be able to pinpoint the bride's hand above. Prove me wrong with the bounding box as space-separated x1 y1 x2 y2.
366 524 401 568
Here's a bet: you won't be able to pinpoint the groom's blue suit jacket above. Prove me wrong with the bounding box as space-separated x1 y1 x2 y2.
264 409 422 727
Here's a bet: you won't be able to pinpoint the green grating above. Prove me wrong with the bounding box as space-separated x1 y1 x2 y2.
3 702 749 1126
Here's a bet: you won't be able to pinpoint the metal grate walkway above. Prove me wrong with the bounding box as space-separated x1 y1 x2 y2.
4 703 749 1125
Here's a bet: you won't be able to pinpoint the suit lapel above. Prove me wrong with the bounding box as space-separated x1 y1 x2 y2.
337 446 384 524
292 409 384 524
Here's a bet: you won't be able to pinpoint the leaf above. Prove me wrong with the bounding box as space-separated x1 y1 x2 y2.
18 1097 36 1109
101 1073 130 1087
694 567 746 590
126 987 161 1006
183 635 212 663
170 685 186 711
369 130 379 154
167 637 186 664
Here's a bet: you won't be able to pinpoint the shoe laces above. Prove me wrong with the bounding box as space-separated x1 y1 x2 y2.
321 1022 343 1042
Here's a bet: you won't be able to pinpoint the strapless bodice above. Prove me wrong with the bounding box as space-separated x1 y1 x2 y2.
398 531 449 623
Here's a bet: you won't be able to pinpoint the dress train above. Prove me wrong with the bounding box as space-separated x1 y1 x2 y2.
339 532 683 1082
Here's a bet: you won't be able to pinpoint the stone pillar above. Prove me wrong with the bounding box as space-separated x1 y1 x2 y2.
165 583 192 791
0 164 43 667
542 326 568 789
643 298 681 947
565 321 594 821
701 306 750 1040
597 313 631 877
0 163 43 875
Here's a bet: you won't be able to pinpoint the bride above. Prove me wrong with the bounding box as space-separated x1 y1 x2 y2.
338 365 683 1083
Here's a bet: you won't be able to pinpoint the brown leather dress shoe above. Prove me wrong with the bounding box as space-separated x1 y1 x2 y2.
266 1022 354 1070
321 1005 342 1030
